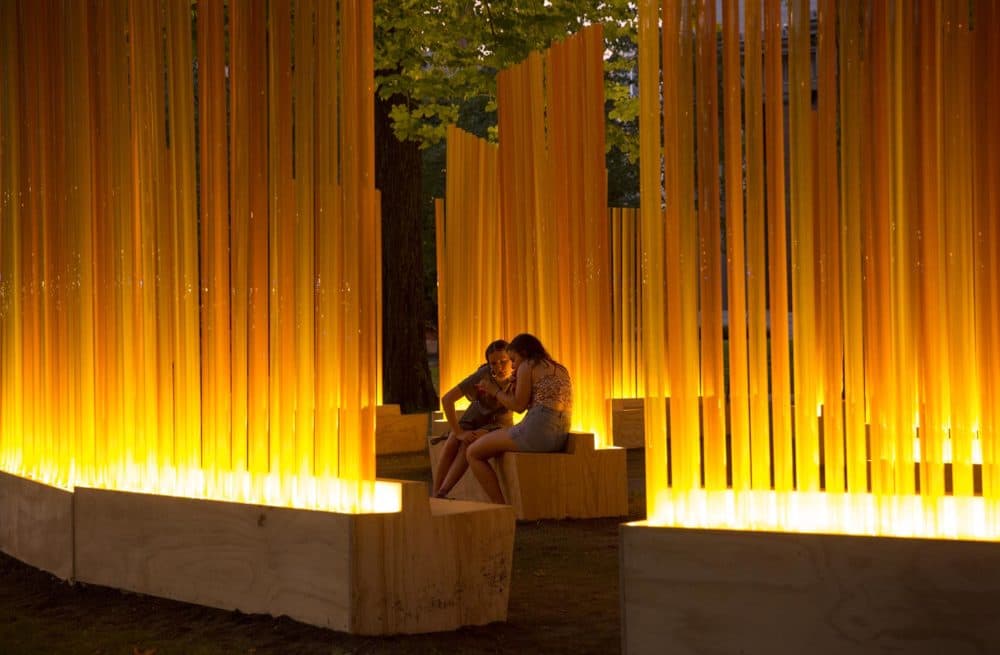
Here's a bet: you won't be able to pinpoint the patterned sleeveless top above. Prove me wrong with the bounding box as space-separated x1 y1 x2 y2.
532 368 572 410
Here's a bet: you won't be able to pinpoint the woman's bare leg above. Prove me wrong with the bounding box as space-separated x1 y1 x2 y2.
466 430 520 504
437 442 470 496
432 432 460 496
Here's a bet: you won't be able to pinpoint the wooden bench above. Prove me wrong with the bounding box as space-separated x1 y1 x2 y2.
611 398 645 448
428 431 628 520
376 404 430 454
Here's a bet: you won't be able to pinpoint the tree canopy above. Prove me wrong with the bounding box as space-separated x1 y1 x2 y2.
374 0 639 163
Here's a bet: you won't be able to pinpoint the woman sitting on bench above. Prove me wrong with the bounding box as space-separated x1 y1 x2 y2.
431 339 515 499
467 333 573 505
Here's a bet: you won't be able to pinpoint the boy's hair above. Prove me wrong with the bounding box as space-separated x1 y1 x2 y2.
485 339 510 360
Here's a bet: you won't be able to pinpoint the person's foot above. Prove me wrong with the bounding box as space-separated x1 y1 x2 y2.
429 434 448 446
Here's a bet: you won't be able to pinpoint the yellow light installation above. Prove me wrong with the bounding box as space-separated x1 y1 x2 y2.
610 208 644 399
435 126 504 398
638 0 1000 540
437 29 614 446
0 0 396 513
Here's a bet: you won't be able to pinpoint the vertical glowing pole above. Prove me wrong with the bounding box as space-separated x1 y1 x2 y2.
149 1 177 475
722 0 750 492
112 0 134 482
915 0 946 502
315 0 342 478
294 0 316 476
166 0 202 473
612 209 624 397
764 0 792 492
638 0 668 516
268 0 295 475
130 0 166 477
0 0 23 475
199 0 231 473
629 209 643 397
696 0 726 490
339 0 377 481
744 0 771 491
887 0 915 500
816 0 844 493
788 0 819 492
339 0 363 480
975 0 1000 507
230 0 251 472
663 0 701 493
940 2 976 497
838 0 867 494
866 0 894 499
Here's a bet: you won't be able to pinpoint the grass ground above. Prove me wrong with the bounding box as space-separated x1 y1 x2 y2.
0 449 647 655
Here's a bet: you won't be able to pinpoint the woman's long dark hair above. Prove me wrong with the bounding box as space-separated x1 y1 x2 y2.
507 333 566 371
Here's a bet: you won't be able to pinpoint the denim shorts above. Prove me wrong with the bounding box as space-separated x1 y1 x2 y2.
510 405 571 453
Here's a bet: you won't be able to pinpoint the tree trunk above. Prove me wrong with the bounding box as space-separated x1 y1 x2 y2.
374 92 439 412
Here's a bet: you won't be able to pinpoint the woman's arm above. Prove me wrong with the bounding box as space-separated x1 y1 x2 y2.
493 360 532 412
441 385 465 434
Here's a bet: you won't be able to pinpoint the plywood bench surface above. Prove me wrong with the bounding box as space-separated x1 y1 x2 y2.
428 431 628 520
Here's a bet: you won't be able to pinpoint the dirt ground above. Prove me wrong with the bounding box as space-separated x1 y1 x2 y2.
0 449 647 655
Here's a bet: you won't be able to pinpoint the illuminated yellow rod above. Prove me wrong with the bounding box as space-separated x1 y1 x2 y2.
914 0 946 501
865 0 893 498
721 0 750 493
165 0 203 474
939 1 977 497
788 0 819 492
974 1 1000 504
662 0 701 492
638 0 669 516
837 0 867 494
696 0 726 491
315 0 341 478
0 0 24 474
816 0 845 493
744 0 770 491
885 0 915 498
294 0 317 477
764 0 792 493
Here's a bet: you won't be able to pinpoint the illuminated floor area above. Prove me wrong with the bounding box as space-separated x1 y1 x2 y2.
0 468 515 635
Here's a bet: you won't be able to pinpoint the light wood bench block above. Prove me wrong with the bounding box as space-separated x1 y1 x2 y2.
621 523 1000 654
429 432 628 520
376 404 430 454
0 470 74 580
70 479 514 635
612 398 645 449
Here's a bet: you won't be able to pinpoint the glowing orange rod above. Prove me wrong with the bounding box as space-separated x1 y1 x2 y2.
788 0 819 492
722 0 750 493
744 0 771 492
696 0 726 491
638 0 669 516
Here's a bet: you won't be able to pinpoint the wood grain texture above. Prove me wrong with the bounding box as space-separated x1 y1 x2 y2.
70 479 513 635
0 471 74 580
375 404 429 454
73 486 356 631
612 398 645 449
429 432 628 520
352 480 515 634
621 524 1000 655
